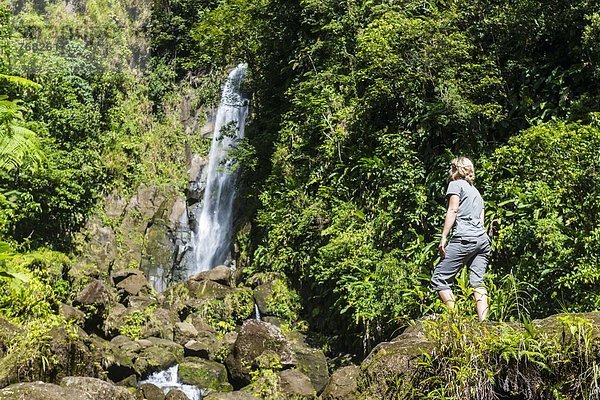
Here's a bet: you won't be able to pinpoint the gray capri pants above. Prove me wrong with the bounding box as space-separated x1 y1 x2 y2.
431 234 491 291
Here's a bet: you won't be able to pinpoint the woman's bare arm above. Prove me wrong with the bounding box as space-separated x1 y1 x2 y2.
439 194 459 258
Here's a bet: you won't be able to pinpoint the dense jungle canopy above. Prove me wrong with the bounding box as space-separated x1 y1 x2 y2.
0 0 599 364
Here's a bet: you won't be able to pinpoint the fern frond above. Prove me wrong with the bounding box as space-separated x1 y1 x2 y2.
0 74 41 90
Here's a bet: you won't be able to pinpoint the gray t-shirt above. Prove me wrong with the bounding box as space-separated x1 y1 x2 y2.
446 179 485 238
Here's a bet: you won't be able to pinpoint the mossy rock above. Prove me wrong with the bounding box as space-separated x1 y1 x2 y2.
178 357 233 392
357 322 433 399
252 278 300 322
292 344 329 393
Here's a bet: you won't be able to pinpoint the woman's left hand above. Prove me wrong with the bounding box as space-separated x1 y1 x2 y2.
438 237 447 259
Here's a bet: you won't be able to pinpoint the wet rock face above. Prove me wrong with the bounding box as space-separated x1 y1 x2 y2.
320 365 360 400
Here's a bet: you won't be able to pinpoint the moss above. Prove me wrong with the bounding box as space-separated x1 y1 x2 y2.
178 358 233 392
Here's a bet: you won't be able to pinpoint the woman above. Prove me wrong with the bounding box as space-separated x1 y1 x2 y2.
431 157 491 321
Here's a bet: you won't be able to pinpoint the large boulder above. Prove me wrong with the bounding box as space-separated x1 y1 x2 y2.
134 338 184 376
178 357 233 392
60 376 134 400
113 270 151 298
292 343 329 393
319 366 359 400
165 389 189 400
139 383 165 400
225 320 296 385
0 382 92 400
278 369 316 399
357 322 433 399
189 265 232 286
174 322 199 346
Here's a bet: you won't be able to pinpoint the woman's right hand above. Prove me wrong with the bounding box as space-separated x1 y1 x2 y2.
438 237 447 259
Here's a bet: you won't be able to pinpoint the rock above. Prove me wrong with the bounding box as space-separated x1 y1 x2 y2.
0 317 22 356
357 321 434 399
189 265 232 286
184 338 216 359
112 270 143 285
189 316 216 335
279 369 315 399
0 382 92 400
211 331 237 363
319 366 359 400
73 218 117 280
165 389 189 400
293 344 329 393
134 338 184 375
103 303 129 337
128 295 156 309
178 357 233 392
114 270 151 297
142 308 179 340
252 281 275 317
139 383 165 400
60 376 134 400
252 278 299 321
225 320 296 384
59 303 86 324
76 279 111 307
203 392 260 400
174 322 199 346
104 336 137 382
186 280 231 300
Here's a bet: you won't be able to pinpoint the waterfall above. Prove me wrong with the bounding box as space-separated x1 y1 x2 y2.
139 365 204 400
190 64 249 274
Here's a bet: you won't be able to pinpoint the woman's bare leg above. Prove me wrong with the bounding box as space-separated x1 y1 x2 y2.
473 287 488 321
438 289 455 309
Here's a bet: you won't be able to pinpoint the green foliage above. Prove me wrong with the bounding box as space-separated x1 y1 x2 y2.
119 305 157 340
263 278 300 324
481 122 600 315
195 288 254 334
410 310 600 400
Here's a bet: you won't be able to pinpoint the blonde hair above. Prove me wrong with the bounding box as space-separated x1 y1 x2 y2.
448 156 475 183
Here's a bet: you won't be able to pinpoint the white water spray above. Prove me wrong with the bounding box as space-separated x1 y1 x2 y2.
139 365 204 400
191 64 249 274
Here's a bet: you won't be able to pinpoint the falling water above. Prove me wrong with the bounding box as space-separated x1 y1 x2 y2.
139 364 204 400
190 64 249 274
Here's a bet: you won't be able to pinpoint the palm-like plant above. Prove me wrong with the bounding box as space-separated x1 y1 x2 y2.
0 74 44 173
